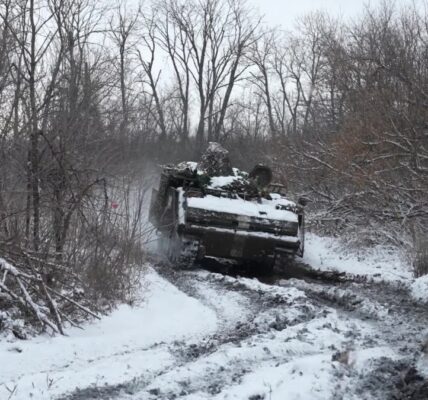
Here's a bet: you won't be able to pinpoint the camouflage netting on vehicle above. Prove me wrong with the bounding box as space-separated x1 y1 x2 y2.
161 143 275 199
199 142 233 177
214 176 260 199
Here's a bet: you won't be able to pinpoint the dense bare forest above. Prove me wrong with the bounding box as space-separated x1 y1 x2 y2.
0 0 427 334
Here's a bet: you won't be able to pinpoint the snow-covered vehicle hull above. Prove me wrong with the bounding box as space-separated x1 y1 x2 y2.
184 192 303 262
149 162 305 269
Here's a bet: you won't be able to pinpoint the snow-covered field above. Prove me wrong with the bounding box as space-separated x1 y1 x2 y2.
1 234 427 400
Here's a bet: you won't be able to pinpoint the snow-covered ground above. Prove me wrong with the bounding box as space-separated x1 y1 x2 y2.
411 274 428 303
1 234 427 400
305 233 428 306
0 267 217 400
304 233 413 282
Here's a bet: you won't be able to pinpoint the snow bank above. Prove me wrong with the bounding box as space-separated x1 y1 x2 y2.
304 233 412 282
0 267 217 400
411 275 428 303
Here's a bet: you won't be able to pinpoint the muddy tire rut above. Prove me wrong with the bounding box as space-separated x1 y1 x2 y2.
58 260 428 400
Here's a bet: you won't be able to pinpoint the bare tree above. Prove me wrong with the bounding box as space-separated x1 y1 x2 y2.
157 0 192 140
136 6 167 142
163 0 259 151
109 0 139 137
248 30 277 136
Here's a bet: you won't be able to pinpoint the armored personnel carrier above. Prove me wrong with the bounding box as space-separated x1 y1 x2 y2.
149 143 305 269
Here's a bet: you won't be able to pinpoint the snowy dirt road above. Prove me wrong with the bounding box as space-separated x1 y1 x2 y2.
44 260 428 400
2 234 428 400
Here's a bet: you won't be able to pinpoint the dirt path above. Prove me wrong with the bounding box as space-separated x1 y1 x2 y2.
59 261 428 400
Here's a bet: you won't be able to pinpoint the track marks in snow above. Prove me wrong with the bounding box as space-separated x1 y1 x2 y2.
120 308 384 400
4 263 428 400
112 267 384 400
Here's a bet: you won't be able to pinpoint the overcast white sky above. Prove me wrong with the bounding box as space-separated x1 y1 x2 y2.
248 0 417 29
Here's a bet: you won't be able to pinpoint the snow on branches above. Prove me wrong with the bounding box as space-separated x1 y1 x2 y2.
0 253 99 337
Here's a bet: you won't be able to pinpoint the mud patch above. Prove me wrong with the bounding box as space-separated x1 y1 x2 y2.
354 359 428 400
394 366 428 400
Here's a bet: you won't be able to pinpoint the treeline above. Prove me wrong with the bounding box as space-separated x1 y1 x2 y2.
270 4 428 258
0 0 427 333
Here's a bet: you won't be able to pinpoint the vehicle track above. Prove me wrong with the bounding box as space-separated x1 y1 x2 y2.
58 260 428 400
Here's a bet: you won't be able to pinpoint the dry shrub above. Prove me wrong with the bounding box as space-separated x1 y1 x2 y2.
0 176 150 336
72 180 149 306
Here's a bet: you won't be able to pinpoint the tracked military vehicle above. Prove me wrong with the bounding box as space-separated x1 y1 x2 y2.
149 143 305 269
